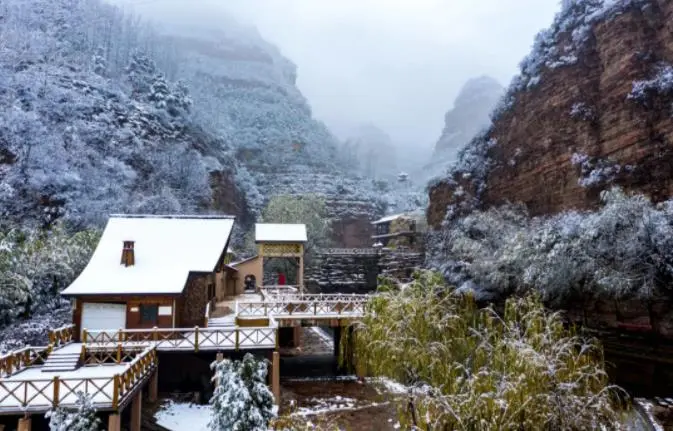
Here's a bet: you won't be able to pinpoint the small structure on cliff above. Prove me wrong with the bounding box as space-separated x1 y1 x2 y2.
371 210 426 250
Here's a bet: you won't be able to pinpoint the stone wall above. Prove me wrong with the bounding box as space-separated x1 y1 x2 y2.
180 273 213 327
379 251 425 282
306 249 425 293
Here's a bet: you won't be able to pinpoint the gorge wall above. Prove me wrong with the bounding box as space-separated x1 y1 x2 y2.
428 0 673 228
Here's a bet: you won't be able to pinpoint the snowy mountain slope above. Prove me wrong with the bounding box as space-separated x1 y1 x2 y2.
0 0 243 228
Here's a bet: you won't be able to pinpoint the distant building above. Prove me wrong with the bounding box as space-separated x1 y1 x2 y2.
371 210 426 250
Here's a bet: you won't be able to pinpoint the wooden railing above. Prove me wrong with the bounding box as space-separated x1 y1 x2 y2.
83 344 149 365
0 346 51 378
0 346 157 413
237 295 369 318
84 326 277 352
48 324 75 348
260 286 299 298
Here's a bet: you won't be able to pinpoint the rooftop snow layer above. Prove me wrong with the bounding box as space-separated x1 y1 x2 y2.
61 215 235 296
255 223 307 243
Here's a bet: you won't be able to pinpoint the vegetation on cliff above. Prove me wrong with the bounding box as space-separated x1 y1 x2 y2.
350 271 624 430
427 188 673 305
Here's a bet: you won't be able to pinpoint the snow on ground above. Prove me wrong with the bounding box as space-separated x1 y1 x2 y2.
294 395 358 416
634 398 665 431
155 400 212 431
369 377 409 394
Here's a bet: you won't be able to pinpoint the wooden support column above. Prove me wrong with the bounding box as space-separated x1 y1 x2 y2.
149 370 159 403
333 326 342 358
130 391 142 431
298 253 304 292
293 326 302 348
108 413 121 431
272 351 280 404
17 415 31 431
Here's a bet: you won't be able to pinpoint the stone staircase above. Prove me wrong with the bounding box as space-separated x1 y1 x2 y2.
42 349 81 373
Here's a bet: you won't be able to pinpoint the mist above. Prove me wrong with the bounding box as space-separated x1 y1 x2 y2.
113 0 559 157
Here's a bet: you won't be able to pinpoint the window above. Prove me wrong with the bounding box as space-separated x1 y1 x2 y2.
140 304 158 324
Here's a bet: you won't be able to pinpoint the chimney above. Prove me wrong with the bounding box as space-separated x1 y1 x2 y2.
121 241 135 267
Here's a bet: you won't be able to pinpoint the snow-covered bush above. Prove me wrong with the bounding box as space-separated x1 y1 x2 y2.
350 271 623 429
570 102 596 121
427 187 673 304
46 392 101 431
628 63 673 106
570 152 631 188
209 353 276 431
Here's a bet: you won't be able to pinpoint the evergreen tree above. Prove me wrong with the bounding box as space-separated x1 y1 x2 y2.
209 353 275 431
126 51 157 98
46 392 101 431
92 46 107 77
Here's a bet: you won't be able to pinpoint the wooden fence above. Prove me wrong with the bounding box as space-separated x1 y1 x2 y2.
83 326 277 352
237 295 369 318
0 346 51 378
0 346 157 413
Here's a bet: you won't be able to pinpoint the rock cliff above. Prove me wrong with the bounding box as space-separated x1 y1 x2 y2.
428 0 673 228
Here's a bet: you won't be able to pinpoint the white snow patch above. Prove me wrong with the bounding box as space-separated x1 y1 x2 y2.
155 401 212 431
309 327 333 347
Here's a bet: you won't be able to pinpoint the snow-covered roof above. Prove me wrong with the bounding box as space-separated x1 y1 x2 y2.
255 223 307 243
62 215 235 296
372 214 404 225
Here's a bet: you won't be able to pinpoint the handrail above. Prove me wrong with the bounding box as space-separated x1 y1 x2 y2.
0 346 51 377
236 296 368 318
84 326 276 352
48 324 75 348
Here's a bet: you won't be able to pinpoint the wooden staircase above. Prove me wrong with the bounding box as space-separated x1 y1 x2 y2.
41 350 81 373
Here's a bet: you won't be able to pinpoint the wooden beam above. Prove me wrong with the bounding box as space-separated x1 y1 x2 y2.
108 413 121 431
149 370 159 403
130 391 142 431
17 416 31 431
272 351 280 404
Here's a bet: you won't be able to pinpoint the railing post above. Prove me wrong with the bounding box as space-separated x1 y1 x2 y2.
112 374 120 410
116 344 122 363
80 345 86 363
82 329 88 344
153 326 158 342
235 329 239 351
118 328 123 343
52 376 60 408
194 326 199 353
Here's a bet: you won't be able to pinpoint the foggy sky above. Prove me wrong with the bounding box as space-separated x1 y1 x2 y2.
115 0 560 153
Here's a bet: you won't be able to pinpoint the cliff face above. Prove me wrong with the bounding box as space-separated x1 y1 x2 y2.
428 0 673 228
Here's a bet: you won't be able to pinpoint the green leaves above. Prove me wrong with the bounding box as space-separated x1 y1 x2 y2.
350 271 624 430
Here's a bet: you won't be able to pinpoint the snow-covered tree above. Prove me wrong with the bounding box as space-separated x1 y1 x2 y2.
46 392 101 431
209 353 276 431
92 46 107 77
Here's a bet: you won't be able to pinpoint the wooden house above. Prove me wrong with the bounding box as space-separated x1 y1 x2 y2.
371 211 426 250
61 214 236 338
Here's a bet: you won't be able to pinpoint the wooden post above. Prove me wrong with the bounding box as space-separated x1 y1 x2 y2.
130 391 142 431
293 326 301 349
194 326 199 353
298 254 304 292
17 415 31 431
116 344 122 363
52 376 60 408
107 413 121 431
82 329 88 344
149 370 159 403
272 351 280 404
112 374 120 410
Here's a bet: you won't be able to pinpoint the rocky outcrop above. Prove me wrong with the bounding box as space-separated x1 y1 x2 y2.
433 76 503 158
379 251 425 282
428 0 673 227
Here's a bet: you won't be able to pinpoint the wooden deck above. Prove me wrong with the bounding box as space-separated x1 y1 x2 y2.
0 342 156 414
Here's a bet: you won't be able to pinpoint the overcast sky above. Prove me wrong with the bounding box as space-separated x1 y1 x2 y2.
116 0 560 152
